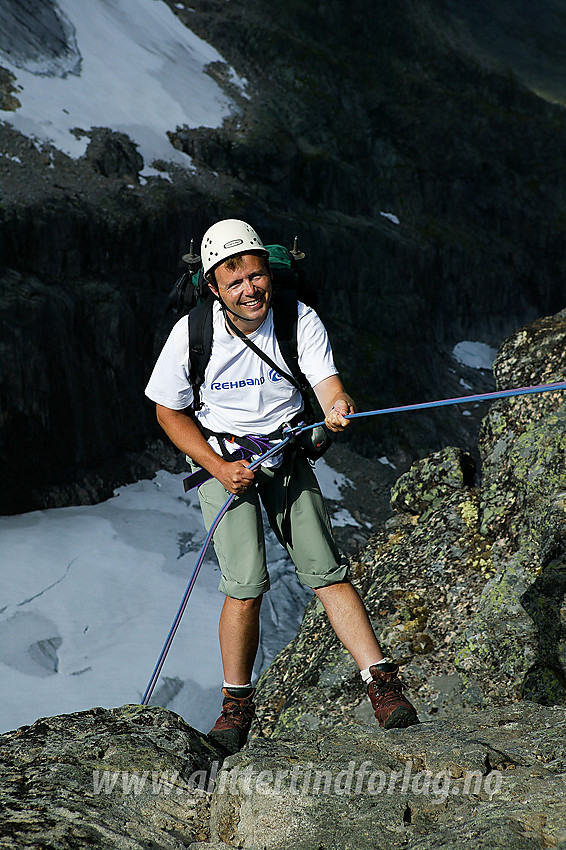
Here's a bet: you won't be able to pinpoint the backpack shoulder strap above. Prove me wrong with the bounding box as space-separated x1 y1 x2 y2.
272 290 315 422
188 296 214 410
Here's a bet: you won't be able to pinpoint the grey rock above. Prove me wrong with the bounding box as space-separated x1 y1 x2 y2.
455 309 566 705
0 704 226 848
84 128 144 181
3 702 564 849
391 447 476 517
188 845 233 850
0 0 81 77
209 704 566 849
0 65 20 110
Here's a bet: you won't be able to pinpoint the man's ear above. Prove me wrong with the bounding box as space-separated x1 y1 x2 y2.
207 281 219 297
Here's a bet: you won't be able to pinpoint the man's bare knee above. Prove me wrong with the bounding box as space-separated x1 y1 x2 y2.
226 594 263 611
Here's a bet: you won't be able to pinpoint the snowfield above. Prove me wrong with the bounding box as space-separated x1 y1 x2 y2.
0 461 353 735
0 0 247 170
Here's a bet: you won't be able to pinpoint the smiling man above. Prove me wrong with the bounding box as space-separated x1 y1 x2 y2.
145 219 419 752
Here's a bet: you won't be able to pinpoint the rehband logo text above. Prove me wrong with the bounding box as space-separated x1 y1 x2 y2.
210 377 265 391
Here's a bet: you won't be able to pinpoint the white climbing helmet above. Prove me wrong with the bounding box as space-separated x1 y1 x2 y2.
200 219 268 276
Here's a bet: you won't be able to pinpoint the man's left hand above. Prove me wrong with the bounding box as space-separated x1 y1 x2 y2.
325 398 355 432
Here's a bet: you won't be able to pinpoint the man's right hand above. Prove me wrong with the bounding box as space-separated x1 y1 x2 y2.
217 459 255 495
155 405 256 496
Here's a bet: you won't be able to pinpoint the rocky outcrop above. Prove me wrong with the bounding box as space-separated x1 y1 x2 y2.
207 703 566 850
84 130 144 183
2 696 565 848
253 309 566 733
458 310 566 705
0 704 224 848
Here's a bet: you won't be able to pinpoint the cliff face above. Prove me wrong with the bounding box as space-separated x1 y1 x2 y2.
2 0 566 510
1 310 565 849
0 132 211 513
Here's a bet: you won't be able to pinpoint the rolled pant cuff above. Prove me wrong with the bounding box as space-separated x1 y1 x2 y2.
296 561 349 589
218 577 271 600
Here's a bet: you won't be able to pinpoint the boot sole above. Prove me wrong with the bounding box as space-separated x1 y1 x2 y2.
208 728 245 754
383 707 420 730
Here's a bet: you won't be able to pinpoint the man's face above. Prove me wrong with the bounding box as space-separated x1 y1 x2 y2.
210 253 272 333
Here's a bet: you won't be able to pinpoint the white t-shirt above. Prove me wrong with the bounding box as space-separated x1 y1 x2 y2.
145 301 337 463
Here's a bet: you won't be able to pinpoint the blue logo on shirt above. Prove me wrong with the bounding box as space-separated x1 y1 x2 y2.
210 378 265 390
268 369 283 383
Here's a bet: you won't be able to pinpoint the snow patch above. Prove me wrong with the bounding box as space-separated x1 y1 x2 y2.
377 455 396 469
452 340 498 371
314 458 353 500
0 459 348 735
330 508 361 528
380 211 400 225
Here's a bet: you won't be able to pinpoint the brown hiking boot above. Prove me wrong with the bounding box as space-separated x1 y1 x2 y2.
208 688 256 754
368 662 419 729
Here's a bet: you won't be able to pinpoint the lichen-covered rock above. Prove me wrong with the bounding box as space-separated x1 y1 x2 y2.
454 309 566 705
253 483 496 737
0 704 226 848
254 308 566 740
390 447 476 517
209 703 566 850
478 309 566 548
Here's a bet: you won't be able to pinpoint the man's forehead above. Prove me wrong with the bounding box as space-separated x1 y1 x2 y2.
222 252 265 268
216 253 269 279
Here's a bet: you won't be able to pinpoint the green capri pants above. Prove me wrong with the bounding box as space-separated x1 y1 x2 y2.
193 451 348 599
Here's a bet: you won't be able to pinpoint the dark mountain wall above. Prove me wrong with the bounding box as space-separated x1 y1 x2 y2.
175 0 566 320
1 0 566 512
0 128 217 513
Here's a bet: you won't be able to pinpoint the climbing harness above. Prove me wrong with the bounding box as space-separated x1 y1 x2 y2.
141 378 566 705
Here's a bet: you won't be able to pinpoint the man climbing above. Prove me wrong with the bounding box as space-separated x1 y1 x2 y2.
145 219 419 753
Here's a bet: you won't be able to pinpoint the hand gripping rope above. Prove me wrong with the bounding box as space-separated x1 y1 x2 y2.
141 379 566 705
